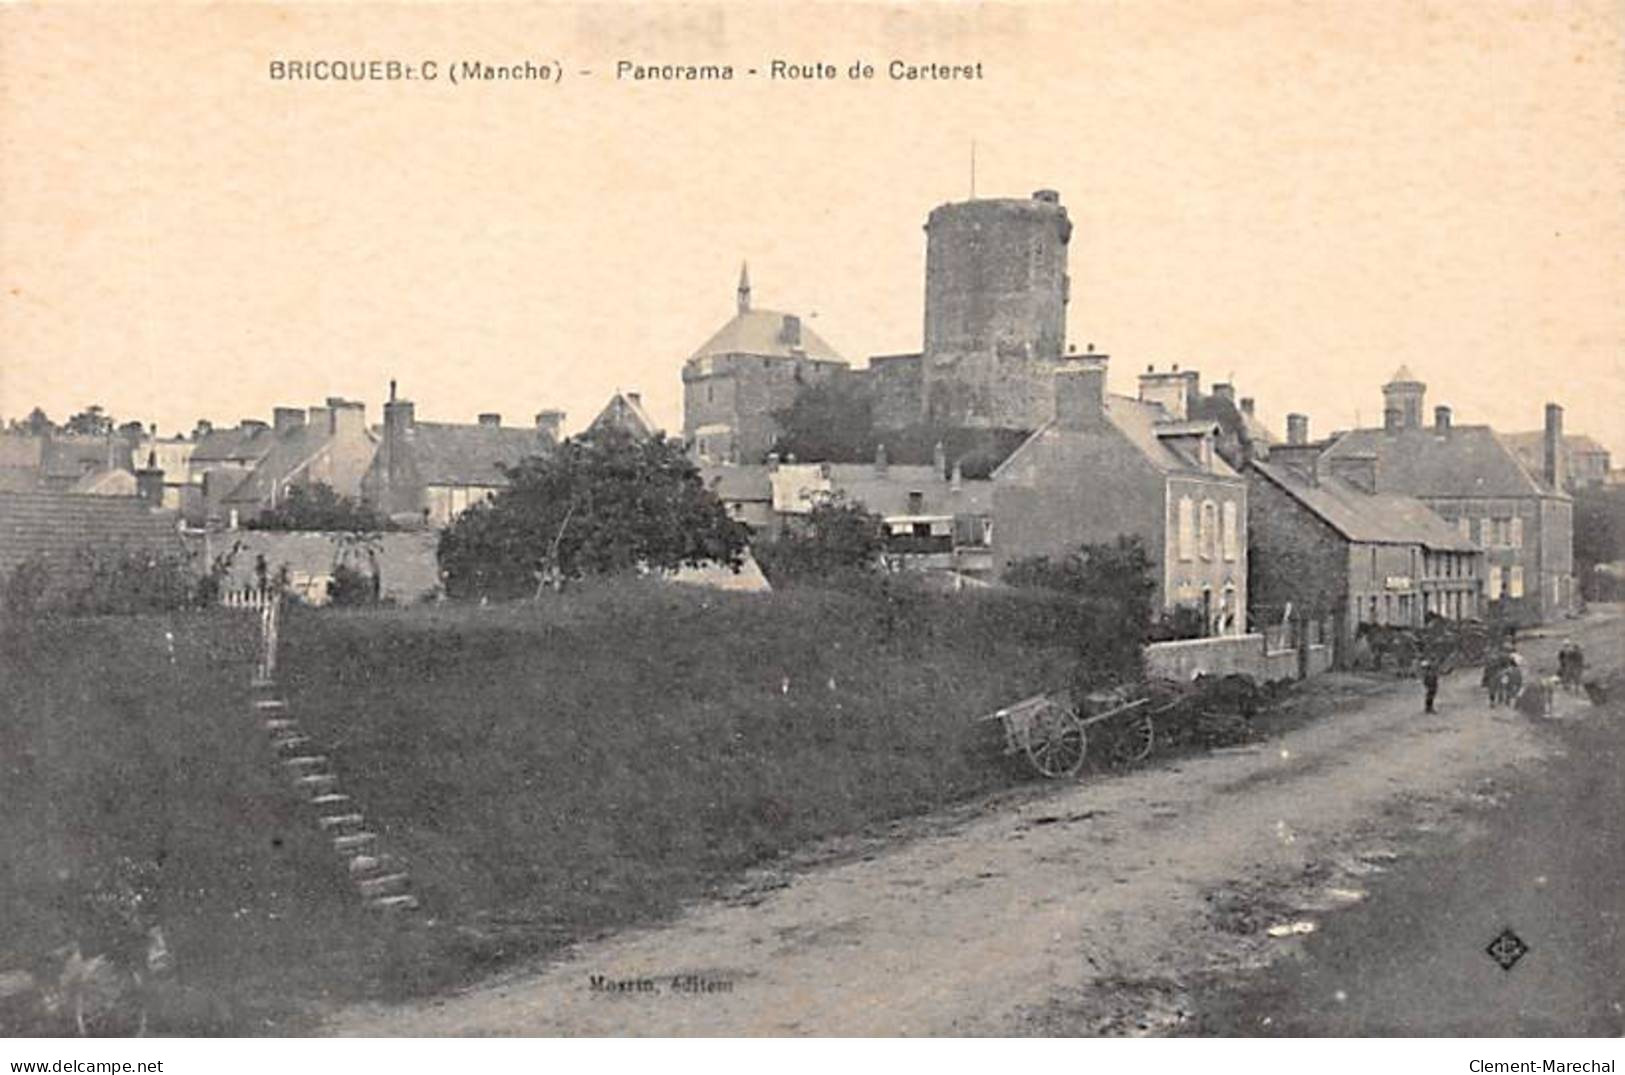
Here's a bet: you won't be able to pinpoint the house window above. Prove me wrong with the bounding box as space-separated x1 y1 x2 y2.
1200 500 1217 560
1177 497 1195 561
1508 565 1524 598
908 491 925 514
707 384 714 404
1509 516 1523 549
1487 566 1503 601
1458 516 1472 543
1221 501 1238 561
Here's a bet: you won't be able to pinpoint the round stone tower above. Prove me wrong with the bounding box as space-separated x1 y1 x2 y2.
921 189 1072 428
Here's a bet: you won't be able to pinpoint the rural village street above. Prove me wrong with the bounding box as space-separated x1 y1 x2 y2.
329 612 1623 1037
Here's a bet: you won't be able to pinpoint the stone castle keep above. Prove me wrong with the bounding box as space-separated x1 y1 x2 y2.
682 188 1081 461
920 189 1073 429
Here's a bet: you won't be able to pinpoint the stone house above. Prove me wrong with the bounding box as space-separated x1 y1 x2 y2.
697 464 776 535
188 419 279 523
587 390 661 441
1320 368 1574 624
220 399 379 526
769 446 996 574
682 265 850 464
1247 422 1483 667
361 387 562 528
991 357 1249 636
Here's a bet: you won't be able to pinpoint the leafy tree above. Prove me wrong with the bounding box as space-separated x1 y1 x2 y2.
64 405 114 437
753 493 886 584
770 378 878 462
246 481 395 533
436 428 749 599
1574 485 1625 600
1003 535 1158 689
21 407 54 435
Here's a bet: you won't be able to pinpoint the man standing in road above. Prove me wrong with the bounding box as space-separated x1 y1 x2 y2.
1420 657 1441 714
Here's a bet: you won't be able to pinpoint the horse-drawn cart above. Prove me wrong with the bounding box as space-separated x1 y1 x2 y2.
979 690 1162 778
979 672 1268 779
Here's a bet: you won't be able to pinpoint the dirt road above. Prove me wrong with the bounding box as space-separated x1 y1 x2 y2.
329 612 1622 1036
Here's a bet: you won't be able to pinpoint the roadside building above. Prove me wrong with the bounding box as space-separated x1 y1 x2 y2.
1321 368 1574 624
1247 415 1483 667
682 265 850 464
991 356 1249 636
361 386 561 528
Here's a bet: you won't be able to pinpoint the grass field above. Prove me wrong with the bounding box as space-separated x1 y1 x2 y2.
276 577 1082 986
2 578 1081 1032
0 611 455 1035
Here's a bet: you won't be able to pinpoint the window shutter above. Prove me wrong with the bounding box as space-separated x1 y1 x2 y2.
1178 497 1195 560
1487 567 1502 601
1509 565 1525 598
1510 516 1523 549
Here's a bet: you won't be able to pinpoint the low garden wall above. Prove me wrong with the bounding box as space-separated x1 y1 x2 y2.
1147 633 1329 683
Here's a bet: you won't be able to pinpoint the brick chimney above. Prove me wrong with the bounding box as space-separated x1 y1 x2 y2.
625 392 642 409
1286 413 1309 446
385 395 416 436
478 413 502 428
534 409 565 442
1212 382 1235 404
1240 397 1256 417
1544 403 1565 491
326 398 366 438
273 407 306 435
1433 405 1452 434
1137 364 1189 421
1058 358 1109 429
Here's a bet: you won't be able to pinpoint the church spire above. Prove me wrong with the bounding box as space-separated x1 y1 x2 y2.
737 261 752 314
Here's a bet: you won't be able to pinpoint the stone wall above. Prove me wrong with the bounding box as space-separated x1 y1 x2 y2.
1146 634 1329 683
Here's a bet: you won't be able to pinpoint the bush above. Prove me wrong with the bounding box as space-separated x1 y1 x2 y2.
753 494 885 585
326 562 379 607
3 547 218 620
1002 535 1158 691
246 482 394 533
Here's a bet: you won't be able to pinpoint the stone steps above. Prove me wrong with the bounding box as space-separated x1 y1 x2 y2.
281 755 330 770
367 894 420 912
251 661 419 914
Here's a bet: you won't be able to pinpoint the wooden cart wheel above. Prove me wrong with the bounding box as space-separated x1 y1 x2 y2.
1108 712 1156 766
1025 700 1087 778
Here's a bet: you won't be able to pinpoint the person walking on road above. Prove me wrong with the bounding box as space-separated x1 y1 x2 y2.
1420 657 1441 714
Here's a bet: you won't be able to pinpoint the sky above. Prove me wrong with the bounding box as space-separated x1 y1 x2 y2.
1 1 1621 456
